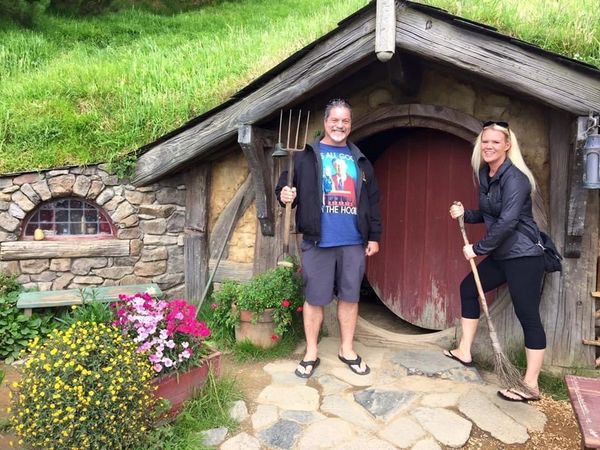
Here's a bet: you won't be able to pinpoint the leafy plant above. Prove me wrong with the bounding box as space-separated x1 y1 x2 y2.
113 292 212 377
207 263 303 342
10 321 156 449
204 280 241 346
54 289 116 328
0 278 53 362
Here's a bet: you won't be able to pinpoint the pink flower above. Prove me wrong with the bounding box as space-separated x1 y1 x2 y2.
153 364 163 373
296 306 303 312
211 303 218 310
281 299 290 308
271 334 279 341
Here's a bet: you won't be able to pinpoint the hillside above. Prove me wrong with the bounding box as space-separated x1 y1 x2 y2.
0 0 598 174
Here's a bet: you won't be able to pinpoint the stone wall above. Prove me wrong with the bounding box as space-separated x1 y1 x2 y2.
0 165 186 297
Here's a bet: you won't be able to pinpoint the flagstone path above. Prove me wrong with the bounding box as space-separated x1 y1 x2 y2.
214 337 547 449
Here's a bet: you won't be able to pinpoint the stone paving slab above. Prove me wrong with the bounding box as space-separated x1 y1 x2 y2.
458 389 529 444
257 385 320 411
378 416 427 448
411 406 472 448
296 418 356 450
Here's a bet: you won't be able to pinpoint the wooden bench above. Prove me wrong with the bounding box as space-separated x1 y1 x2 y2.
17 284 162 316
566 375 600 449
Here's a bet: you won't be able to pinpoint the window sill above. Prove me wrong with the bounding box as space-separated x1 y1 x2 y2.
0 240 130 260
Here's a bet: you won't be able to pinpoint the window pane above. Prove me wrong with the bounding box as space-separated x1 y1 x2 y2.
56 223 69 235
55 199 69 208
71 199 82 208
70 209 83 223
25 224 36 235
84 210 98 222
99 221 111 233
85 223 98 234
39 210 53 222
40 222 53 231
56 210 68 222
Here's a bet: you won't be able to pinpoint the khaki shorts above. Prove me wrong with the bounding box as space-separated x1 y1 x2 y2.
300 241 365 306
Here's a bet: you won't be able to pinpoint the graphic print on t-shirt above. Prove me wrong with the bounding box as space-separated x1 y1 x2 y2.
321 147 357 212
318 144 363 247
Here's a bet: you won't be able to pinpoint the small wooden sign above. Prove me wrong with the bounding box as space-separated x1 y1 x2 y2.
565 375 600 449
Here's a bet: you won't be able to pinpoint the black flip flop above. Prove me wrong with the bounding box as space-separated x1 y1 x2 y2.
497 388 540 403
338 354 370 375
443 350 474 367
294 357 320 378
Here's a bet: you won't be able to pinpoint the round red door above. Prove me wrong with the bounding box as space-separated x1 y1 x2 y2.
366 128 487 330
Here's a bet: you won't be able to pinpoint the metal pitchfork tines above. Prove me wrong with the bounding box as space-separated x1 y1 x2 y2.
272 109 311 267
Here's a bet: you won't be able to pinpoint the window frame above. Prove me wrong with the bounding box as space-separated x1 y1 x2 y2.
20 197 117 241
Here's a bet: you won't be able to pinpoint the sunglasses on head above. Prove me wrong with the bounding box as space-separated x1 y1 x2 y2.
482 120 509 129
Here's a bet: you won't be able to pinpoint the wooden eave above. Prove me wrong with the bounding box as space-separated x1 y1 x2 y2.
132 1 600 186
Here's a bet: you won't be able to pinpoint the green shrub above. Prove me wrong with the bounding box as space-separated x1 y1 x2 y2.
0 278 53 362
10 321 156 449
0 0 49 26
204 280 241 345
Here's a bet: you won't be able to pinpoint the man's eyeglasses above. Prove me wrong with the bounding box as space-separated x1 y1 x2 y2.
482 121 509 129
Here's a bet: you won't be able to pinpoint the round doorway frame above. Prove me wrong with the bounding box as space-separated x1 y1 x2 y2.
351 104 513 346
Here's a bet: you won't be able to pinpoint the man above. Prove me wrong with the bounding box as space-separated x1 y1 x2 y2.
275 99 382 378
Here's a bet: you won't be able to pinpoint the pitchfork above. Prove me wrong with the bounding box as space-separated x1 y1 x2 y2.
272 109 311 267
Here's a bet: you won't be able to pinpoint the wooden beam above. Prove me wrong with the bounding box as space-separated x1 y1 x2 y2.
394 5 600 115
565 117 590 258
209 259 253 283
131 11 376 186
375 0 395 62
184 164 210 303
0 240 129 260
238 125 276 236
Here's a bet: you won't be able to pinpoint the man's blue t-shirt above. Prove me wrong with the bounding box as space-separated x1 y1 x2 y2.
318 143 363 247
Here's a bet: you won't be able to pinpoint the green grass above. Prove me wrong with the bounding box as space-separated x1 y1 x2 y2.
0 0 368 173
143 372 242 450
232 321 303 362
1 0 598 174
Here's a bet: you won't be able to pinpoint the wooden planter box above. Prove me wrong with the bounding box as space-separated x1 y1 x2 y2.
153 350 221 419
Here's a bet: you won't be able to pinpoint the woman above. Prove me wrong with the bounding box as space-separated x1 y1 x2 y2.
446 121 545 402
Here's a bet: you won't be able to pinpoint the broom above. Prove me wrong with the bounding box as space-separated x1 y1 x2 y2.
455 209 535 395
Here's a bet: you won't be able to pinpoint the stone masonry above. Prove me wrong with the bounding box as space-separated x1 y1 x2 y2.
0 165 186 297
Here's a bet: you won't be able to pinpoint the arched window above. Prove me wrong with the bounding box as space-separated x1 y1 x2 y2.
22 198 114 239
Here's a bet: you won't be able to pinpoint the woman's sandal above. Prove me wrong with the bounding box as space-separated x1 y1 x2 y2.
497 388 541 402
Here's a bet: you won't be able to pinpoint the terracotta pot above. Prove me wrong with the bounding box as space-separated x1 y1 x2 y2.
233 305 277 349
152 350 221 419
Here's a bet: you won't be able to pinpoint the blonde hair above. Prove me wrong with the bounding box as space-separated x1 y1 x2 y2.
471 124 537 193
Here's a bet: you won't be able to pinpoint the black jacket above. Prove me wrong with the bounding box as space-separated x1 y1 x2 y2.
275 138 382 244
465 158 543 260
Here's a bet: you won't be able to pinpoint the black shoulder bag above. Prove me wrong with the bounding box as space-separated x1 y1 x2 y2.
519 225 563 273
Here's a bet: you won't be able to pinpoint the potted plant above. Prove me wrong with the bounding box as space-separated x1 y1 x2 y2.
113 292 218 417
209 263 303 348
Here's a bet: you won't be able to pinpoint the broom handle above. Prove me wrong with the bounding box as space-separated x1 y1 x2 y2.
457 215 503 353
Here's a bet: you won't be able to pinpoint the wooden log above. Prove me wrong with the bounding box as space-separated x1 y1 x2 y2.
184 165 210 303
582 339 600 347
0 240 129 260
394 5 600 115
238 125 276 236
132 11 376 186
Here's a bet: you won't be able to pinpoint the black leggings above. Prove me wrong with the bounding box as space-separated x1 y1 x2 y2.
460 255 546 350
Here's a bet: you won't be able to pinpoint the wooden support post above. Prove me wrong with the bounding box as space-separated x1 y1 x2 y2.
238 125 276 237
184 164 210 303
565 117 590 257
